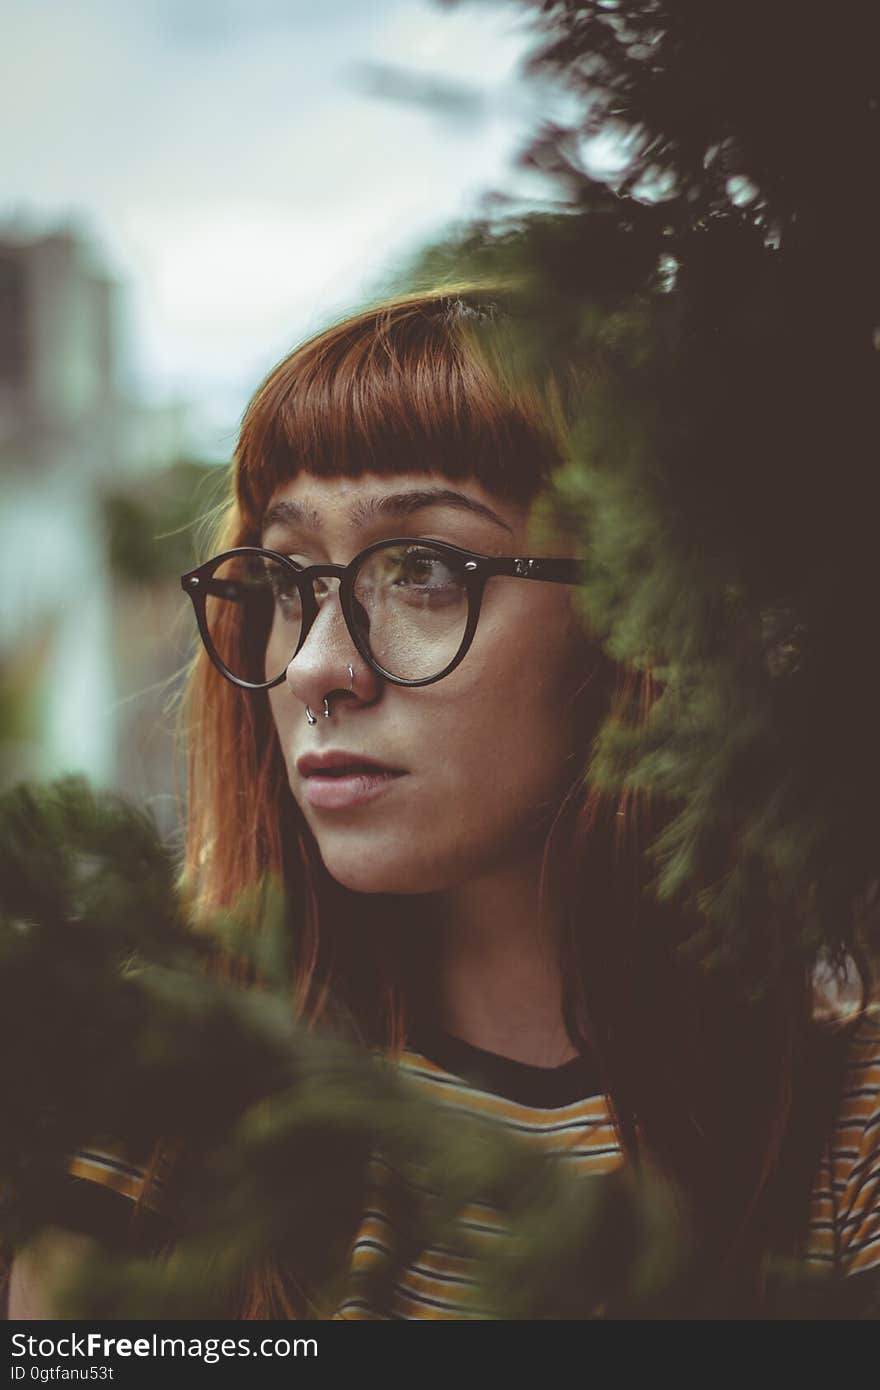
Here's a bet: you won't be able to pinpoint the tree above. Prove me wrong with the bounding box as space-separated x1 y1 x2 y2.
394 0 880 990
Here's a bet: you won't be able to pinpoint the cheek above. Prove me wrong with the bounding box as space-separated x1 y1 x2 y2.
471 594 582 733
424 617 582 828
268 686 297 771
459 680 578 818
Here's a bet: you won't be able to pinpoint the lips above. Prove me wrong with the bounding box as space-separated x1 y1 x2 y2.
296 751 404 779
296 753 407 811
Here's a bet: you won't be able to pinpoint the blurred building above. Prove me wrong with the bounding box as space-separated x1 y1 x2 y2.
0 224 195 827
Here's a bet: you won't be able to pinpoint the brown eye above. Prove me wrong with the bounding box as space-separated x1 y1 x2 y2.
392 546 462 596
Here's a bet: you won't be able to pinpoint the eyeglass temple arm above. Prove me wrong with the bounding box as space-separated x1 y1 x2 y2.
183 577 258 601
486 557 585 584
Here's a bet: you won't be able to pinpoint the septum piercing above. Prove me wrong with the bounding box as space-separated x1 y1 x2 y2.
305 665 355 725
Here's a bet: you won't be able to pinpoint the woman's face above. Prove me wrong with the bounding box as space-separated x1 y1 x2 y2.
265 470 592 895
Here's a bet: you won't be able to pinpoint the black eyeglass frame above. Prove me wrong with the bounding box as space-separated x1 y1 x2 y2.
181 538 585 691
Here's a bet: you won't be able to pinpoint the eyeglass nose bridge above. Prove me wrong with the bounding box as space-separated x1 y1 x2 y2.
290 560 368 662
300 561 347 604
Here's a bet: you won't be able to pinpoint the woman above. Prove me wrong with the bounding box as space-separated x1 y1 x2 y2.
9 286 880 1319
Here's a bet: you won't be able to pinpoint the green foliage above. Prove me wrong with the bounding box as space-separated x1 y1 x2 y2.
102 458 227 586
0 778 702 1319
6 779 869 1318
439 0 878 253
391 0 880 995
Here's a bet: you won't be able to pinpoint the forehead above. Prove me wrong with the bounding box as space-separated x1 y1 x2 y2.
261 471 531 538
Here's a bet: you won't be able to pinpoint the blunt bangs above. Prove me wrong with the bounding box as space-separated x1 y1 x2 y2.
233 290 565 535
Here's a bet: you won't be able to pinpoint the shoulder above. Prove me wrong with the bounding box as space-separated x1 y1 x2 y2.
67 1140 159 1205
819 1011 880 1278
835 1011 880 1161
41 1139 172 1250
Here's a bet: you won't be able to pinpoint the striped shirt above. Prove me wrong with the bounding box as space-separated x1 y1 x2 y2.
64 1014 880 1316
335 1031 619 1320
801 1015 880 1278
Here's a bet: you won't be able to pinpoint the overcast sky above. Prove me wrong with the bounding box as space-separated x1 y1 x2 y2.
3 0 557 454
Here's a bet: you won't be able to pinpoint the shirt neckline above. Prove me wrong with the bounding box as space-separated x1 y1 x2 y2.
404 1024 603 1110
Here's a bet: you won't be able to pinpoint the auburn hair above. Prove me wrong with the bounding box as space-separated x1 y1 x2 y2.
180 285 861 1318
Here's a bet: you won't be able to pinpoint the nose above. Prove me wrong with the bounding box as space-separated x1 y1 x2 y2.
284 577 382 714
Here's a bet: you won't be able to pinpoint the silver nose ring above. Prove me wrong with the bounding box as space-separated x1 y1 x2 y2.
305 667 354 725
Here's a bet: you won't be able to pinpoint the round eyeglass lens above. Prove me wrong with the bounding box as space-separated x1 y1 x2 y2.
204 552 303 685
352 542 470 681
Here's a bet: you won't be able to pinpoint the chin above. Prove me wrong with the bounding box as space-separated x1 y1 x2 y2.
314 839 453 897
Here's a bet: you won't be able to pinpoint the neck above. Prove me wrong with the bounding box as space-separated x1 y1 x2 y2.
427 848 577 1068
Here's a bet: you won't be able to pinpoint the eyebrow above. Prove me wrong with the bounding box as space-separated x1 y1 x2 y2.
261 487 514 537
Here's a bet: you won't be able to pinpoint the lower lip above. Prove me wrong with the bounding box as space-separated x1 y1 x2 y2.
302 770 406 810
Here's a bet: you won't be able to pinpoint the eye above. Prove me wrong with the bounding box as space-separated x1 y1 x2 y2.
262 560 302 615
401 547 450 582
395 545 459 586
360 544 467 609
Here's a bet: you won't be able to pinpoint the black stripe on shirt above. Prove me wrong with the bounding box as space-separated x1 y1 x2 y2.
406 1027 602 1108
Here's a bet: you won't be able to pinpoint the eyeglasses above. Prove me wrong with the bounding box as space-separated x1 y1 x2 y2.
181 537 584 690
